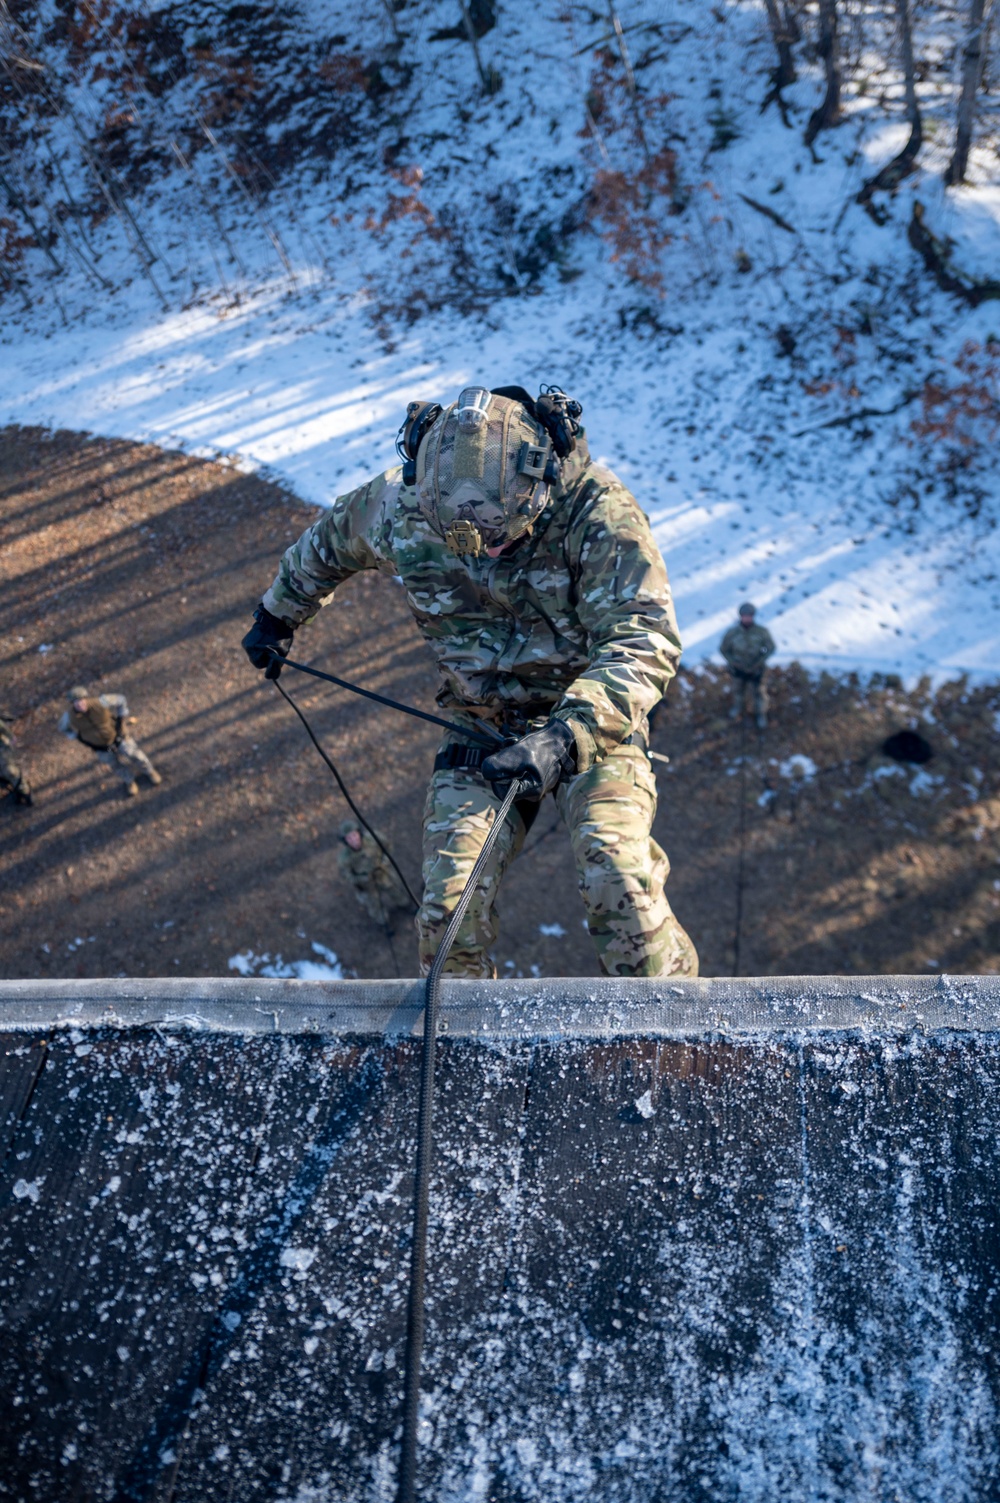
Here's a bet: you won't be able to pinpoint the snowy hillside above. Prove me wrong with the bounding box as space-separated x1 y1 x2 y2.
2 0 998 677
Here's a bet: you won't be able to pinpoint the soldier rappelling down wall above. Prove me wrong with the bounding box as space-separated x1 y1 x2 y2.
337 819 411 927
59 687 162 798
720 602 776 730
0 711 33 806
244 384 698 980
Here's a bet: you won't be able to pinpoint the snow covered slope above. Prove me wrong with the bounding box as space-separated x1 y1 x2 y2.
3 0 998 678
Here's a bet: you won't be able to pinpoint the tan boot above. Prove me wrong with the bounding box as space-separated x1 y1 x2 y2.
123 780 139 797
147 769 162 786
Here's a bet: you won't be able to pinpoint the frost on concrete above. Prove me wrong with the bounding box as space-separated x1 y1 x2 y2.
1 977 1000 1500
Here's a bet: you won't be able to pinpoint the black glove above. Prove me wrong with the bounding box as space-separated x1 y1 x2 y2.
481 719 577 802
242 604 295 680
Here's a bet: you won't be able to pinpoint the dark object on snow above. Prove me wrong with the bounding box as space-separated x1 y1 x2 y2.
430 0 496 42
882 728 933 764
3 976 1000 1501
908 202 1000 307
775 324 797 357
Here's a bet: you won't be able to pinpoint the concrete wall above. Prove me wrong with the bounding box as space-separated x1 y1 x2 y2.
1 976 998 1502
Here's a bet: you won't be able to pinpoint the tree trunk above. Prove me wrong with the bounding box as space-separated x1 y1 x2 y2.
804 0 842 148
761 0 796 117
783 2 804 46
764 0 796 86
856 0 923 219
946 0 992 185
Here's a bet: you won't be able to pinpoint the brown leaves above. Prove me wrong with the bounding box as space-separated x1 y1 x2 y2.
587 147 678 290
912 339 1000 450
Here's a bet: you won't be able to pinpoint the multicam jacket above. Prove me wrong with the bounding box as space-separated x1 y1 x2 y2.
720 623 775 676
263 448 682 772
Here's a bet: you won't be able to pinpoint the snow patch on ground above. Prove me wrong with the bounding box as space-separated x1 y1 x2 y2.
228 942 346 981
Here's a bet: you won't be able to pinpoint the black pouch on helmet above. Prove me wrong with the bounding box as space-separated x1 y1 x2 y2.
535 386 583 460
396 400 443 484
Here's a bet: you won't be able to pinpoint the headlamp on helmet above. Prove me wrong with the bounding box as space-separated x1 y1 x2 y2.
456 386 491 432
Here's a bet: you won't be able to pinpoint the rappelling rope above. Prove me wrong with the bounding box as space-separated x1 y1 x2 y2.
274 654 504 749
732 705 748 977
271 675 421 911
396 777 524 1503
264 651 525 1502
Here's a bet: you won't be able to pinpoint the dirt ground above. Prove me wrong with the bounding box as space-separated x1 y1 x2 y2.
2 426 999 982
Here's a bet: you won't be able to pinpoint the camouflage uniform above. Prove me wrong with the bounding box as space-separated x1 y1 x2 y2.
0 712 32 805
720 621 775 726
263 422 698 980
59 691 160 795
337 819 411 926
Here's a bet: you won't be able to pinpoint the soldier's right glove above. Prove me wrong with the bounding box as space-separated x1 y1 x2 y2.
242 604 295 681
482 719 577 802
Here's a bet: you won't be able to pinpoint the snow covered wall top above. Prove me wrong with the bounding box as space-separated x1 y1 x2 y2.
2 975 1000 1502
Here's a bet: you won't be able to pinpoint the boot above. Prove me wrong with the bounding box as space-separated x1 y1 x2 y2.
123 780 139 797
146 768 162 786
14 783 33 807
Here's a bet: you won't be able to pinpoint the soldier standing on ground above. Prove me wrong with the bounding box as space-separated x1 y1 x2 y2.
720 603 775 730
337 818 412 927
59 686 162 798
244 383 698 980
0 711 33 806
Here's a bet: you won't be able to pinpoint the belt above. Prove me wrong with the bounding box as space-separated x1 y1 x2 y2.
434 743 493 773
434 727 647 775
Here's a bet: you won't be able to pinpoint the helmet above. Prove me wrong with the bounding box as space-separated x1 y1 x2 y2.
68 685 89 702
339 818 361 840
414 388 562 556
738 602 756 618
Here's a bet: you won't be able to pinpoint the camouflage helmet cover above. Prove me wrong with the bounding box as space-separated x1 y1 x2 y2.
738 602 756 618
68 685 90 702
414 389 554 556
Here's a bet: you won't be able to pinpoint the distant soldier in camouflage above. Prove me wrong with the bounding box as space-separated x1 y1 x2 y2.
720 603 775 730
0 711 33 806
59 687 162 798
244 384 698 980
337 818 412 927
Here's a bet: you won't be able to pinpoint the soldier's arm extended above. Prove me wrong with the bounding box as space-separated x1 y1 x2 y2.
719 626 739 667
760 626 776 661
58 710 75 739
552 480 682 772
262 471 400 627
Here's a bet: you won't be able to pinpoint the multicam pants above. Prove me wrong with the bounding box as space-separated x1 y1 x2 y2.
96 737 158 787
417 739 699 980
731 669 768 724
349 871 412 927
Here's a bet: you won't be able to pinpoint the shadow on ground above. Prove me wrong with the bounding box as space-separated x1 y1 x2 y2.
2 426 999 980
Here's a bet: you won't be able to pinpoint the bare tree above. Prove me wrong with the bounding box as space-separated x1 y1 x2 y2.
762 0 797 117
804 0 842 150
856 0 922 220
763 0 793 91
945 0 994 185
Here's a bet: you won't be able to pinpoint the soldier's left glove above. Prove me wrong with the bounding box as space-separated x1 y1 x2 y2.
481 719 577 802
242 603 295 681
